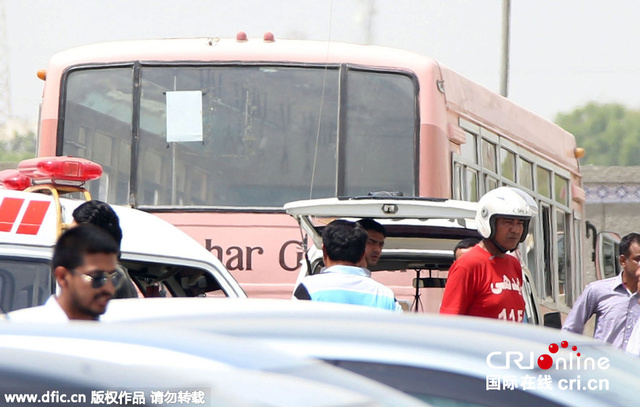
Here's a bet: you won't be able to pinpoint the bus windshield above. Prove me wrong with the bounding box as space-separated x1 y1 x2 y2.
61 65 417 208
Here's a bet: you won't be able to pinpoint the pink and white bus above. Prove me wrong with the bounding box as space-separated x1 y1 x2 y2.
36 33 592 318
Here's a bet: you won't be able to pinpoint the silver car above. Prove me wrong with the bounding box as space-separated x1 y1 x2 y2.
103 297 640 407
0 316 429 407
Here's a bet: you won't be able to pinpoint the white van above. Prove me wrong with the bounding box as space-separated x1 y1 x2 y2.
284 196 544 324
0 157 246 313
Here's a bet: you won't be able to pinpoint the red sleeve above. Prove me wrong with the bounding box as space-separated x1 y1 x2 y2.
439 260 477 315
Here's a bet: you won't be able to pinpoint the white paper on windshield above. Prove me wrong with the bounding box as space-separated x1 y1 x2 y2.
166 91 203 142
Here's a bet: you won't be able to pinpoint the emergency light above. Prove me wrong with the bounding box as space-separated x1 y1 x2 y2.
17 156 103 187
0 157 101 236
0 169 32 190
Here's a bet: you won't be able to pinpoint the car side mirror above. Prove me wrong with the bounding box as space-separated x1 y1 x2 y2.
543 312 562 329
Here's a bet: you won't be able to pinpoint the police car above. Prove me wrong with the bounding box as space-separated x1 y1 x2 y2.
0 156 246 314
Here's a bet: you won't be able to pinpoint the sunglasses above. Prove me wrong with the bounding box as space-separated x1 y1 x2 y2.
69 268 123 289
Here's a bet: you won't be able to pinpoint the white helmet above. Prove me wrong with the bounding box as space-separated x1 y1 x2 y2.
475 186 537 245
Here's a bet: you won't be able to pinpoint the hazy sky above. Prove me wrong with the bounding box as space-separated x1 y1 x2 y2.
5 0 640 124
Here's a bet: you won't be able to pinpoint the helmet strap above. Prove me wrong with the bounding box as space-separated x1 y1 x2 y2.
490 237 511 254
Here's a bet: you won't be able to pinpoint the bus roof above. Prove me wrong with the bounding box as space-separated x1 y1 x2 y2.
438 64 578 173
48 36 431 69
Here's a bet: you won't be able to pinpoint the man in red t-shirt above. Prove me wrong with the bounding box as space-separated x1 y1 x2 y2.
440 187 537 321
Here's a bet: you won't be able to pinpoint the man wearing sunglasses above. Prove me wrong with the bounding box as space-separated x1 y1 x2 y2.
7 224 120 322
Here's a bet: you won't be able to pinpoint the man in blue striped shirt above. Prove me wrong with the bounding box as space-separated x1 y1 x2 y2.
563 233 640 350
293 219 402 311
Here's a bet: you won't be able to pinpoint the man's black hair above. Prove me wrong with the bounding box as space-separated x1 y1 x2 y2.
323 220 368 264
453 237 481 256
52 224 119 272
72 200 122 247
357 218 387 237
619 233 640 258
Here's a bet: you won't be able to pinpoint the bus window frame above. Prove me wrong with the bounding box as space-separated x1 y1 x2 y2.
57 62 421 209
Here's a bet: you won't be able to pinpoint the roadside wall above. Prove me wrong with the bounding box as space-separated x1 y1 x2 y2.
583 165 640 284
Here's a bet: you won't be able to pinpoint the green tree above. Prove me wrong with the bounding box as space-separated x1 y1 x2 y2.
555 102 640 166
0 130 36 163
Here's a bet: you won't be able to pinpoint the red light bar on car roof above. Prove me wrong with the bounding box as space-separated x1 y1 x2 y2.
0 169 32 190
17 156 103 187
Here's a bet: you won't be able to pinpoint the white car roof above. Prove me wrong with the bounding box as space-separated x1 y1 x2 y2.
61 198 214 265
